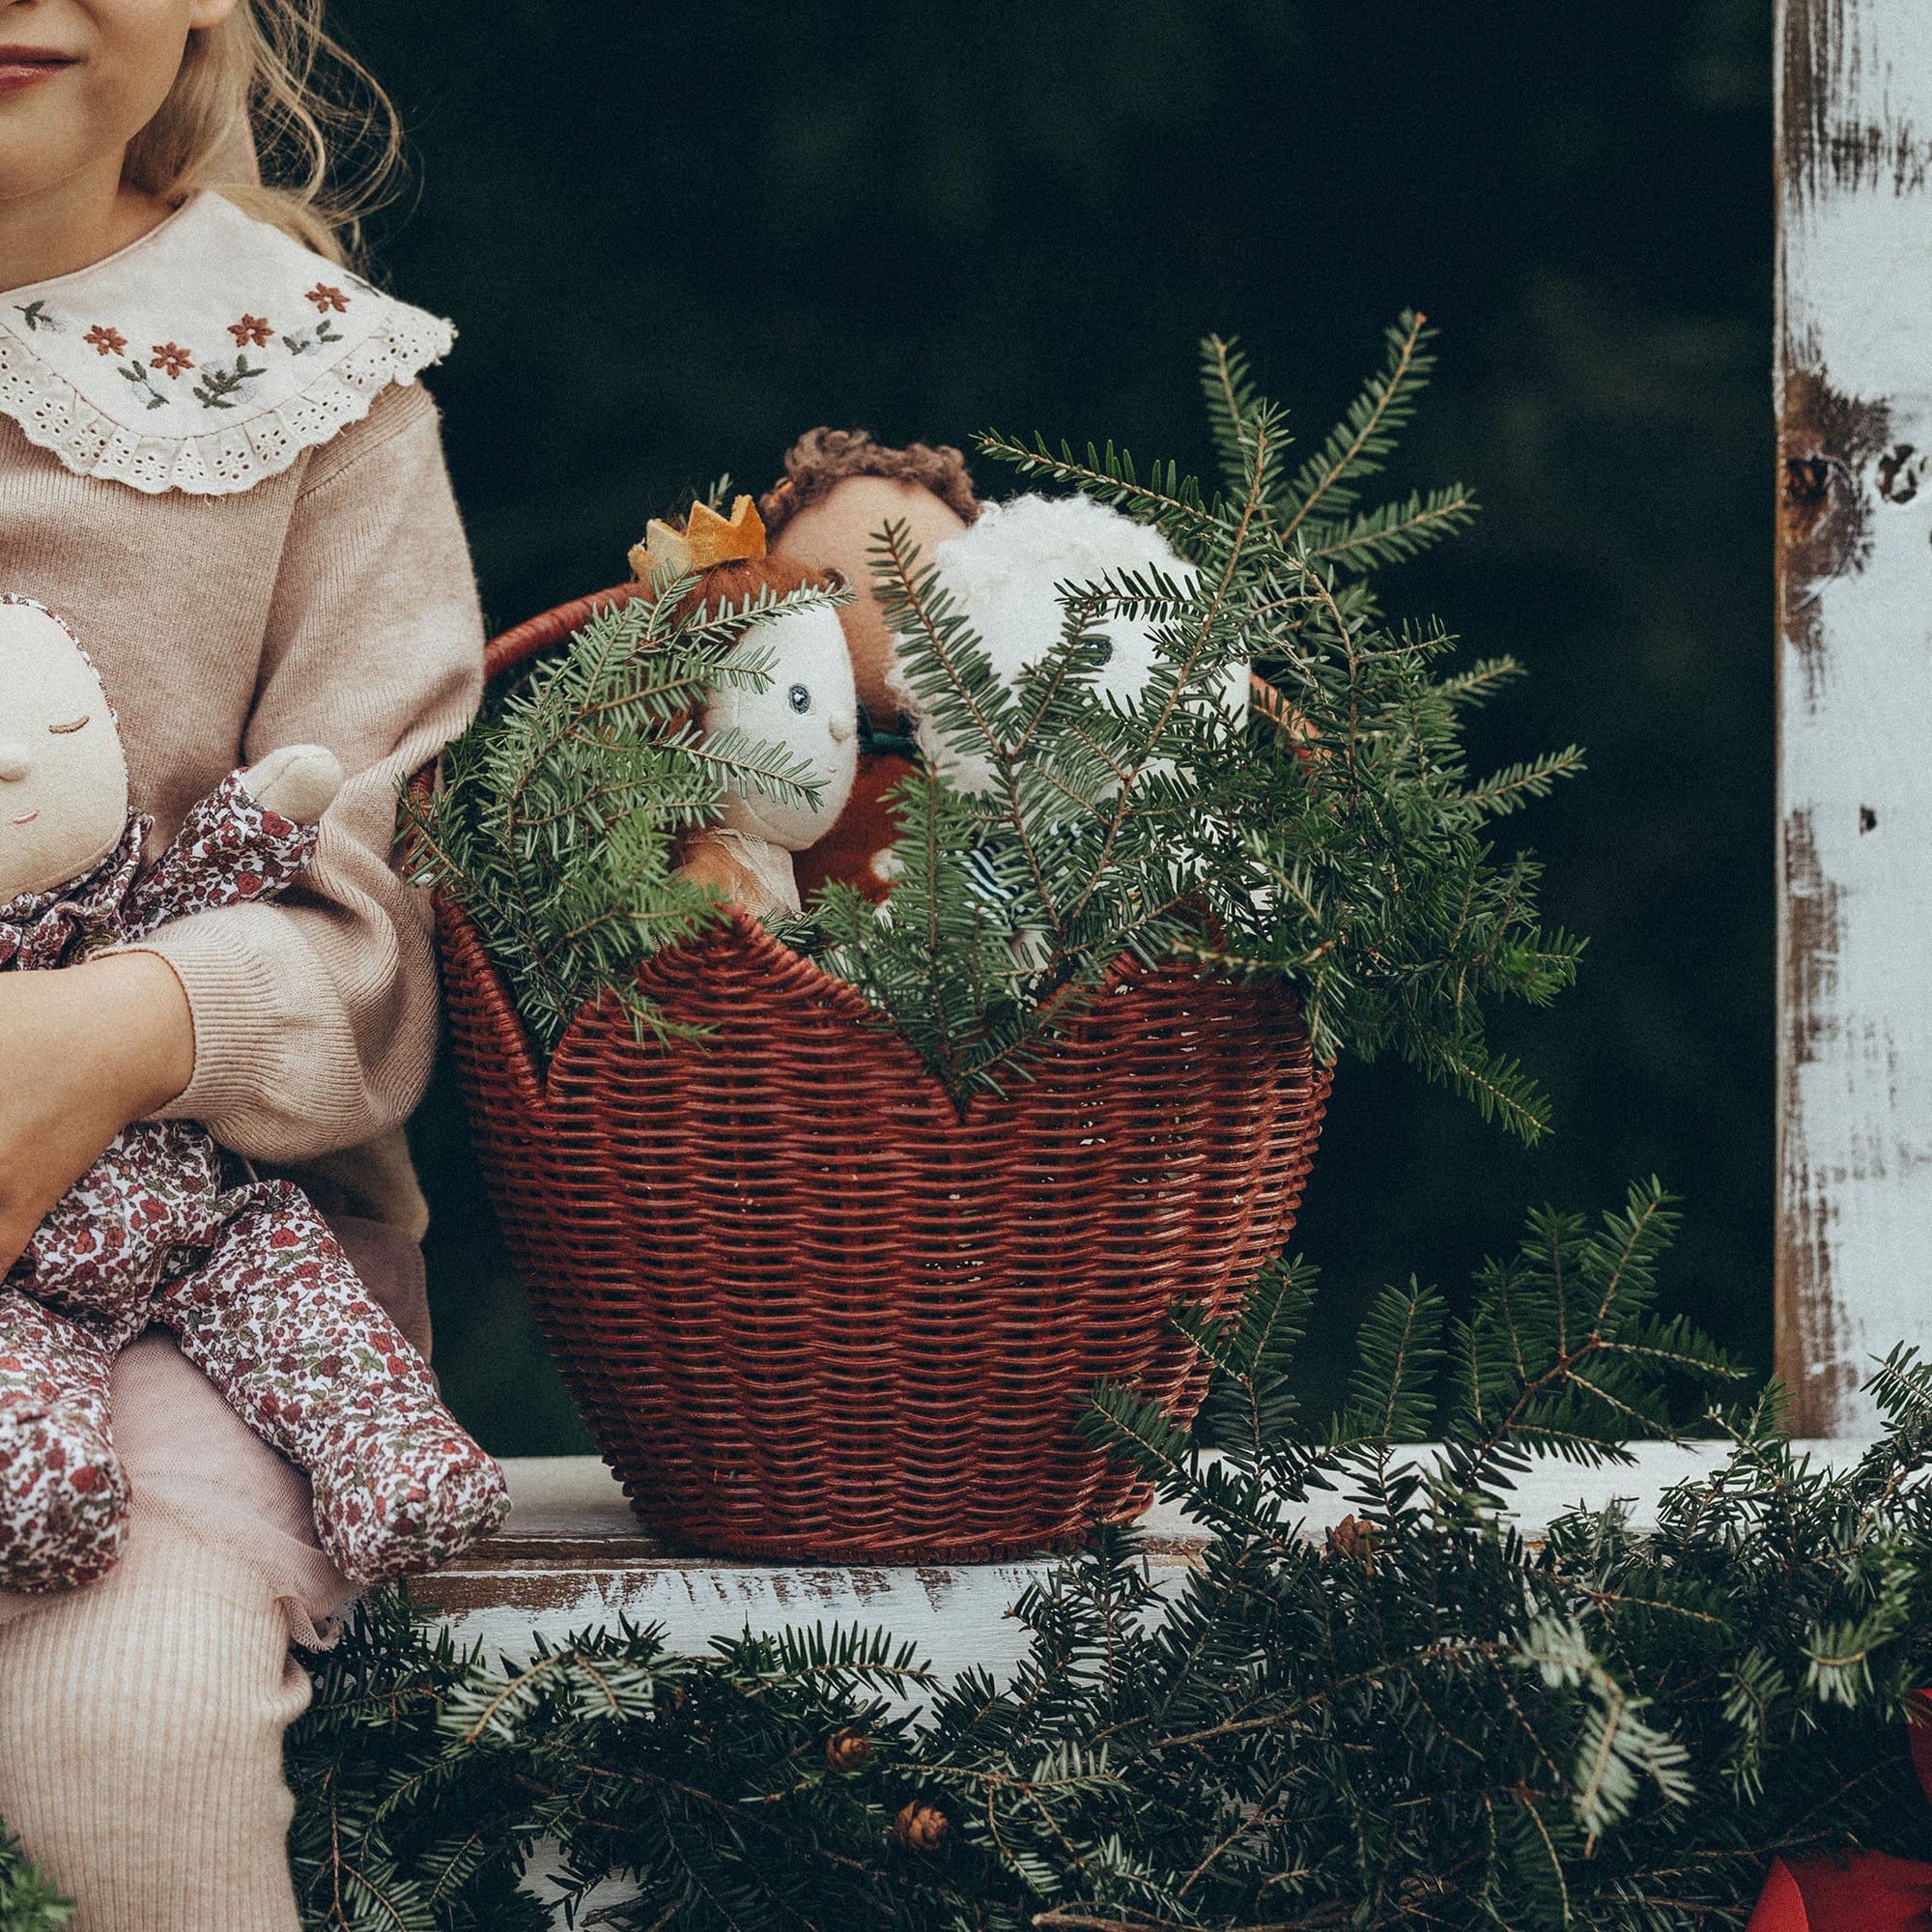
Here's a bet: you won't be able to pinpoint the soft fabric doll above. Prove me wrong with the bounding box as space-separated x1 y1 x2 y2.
0 595 508 1594
631 500 860 920
763 431 981 901
893 491 1251 795
762 431 981 725
680 582 858 917
764 435 1248 889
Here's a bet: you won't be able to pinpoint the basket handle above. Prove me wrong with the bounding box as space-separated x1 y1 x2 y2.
407 584 642 804
402 585 642 1122
485 582 639 685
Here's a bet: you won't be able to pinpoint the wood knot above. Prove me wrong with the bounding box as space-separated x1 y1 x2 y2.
1784 454 1835 513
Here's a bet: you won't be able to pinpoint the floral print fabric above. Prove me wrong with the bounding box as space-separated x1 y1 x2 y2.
0 771 508 1591
0 1298 126 1593
0 769 319 965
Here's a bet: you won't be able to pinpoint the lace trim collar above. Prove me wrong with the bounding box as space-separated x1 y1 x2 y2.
0 193 454 497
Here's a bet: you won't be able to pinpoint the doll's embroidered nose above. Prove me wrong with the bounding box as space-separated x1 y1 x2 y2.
0 742 33 783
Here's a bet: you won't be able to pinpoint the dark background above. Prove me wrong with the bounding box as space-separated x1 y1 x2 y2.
330 1 1774 1453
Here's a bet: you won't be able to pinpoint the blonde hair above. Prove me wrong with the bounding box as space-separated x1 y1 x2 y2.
123 1 402 266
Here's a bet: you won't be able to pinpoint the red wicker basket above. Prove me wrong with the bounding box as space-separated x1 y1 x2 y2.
432 589 1330 1562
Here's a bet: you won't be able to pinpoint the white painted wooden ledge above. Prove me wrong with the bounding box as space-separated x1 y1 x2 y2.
418 1447 1874 1669
430 1449 1871 1922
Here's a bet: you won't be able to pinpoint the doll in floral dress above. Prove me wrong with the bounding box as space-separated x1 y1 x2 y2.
0 595 507 1593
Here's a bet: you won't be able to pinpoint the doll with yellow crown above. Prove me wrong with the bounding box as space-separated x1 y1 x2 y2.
0 596 508 1594
629 495 860 920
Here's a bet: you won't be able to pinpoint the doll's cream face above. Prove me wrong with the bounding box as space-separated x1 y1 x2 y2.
0 601 129 903
706 604 858 852
0 0 239 210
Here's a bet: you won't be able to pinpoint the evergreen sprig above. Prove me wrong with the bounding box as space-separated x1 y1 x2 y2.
8 1189 1926 1931
816 317 1582 1129
0 1839 68 1932
417 321 1577 1128
404 582 835 1053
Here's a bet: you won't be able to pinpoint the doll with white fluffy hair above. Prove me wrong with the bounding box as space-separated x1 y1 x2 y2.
883 491 1249 794
0 597 508 1594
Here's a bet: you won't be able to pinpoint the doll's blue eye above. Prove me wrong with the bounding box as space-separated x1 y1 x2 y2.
787 685 811 714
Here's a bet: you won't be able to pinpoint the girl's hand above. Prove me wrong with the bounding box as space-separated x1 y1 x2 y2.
0 954 194 1276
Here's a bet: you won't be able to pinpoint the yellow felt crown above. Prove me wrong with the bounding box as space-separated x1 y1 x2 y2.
629 495 768 583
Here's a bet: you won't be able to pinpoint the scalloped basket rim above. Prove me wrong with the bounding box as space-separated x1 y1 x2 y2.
432 887 1256 1125
424 580 1294 1118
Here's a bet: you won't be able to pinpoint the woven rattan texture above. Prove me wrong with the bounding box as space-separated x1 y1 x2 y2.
434 592 1330 1562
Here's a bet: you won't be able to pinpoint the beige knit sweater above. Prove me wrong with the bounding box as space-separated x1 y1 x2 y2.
5 382 482 1168
0 189 482 1179
0 194 486 1624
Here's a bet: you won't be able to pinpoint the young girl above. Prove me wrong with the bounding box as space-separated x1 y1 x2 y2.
0 3 485 1924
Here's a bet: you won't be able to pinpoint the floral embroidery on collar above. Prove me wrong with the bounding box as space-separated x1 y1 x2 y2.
22 297 353 412
0 191 454 497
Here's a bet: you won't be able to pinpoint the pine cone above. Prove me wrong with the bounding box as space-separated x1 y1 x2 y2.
1325 1514 1377 1569
826 1726 872 1773
895 1802 948 1850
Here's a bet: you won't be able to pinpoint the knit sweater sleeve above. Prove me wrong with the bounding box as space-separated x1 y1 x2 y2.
129 384 485 1161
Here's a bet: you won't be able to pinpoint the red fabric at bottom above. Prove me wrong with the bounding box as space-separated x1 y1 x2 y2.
1750 1853 1932 1932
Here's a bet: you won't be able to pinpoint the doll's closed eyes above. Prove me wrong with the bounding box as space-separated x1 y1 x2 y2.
0 598 130 901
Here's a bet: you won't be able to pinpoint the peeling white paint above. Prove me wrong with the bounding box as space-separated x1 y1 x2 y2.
1776 0 1932 1430
425 1450 1873 1667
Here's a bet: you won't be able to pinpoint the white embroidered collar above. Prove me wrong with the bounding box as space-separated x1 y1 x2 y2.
0 191 453 497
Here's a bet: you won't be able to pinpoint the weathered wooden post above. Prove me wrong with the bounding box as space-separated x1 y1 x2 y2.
1777 2 1932 1432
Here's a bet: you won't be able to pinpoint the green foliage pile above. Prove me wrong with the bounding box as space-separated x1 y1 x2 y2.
0 1839 68 1932
404 578 834 1050
284 1604 950 1931
816 319 1583 1129
6 1186 1921 1932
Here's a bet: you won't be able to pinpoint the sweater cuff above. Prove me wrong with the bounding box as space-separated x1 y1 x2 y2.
121 913 287 1130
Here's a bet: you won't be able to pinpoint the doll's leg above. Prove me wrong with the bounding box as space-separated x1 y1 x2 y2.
11 1121 225 1323
156 1183 508 1585
0 1293 128 1593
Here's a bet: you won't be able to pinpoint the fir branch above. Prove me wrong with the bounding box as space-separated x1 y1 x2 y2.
0 1838 69 1932
1301 485 1479 572
1463 747 1590 818
408 590 832 1057
1279 311 1435 542
972 431 1218 549
0 1192 1915 1932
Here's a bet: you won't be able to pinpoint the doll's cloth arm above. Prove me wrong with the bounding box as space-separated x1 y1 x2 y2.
119 385 485 1163
117 771 321 945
